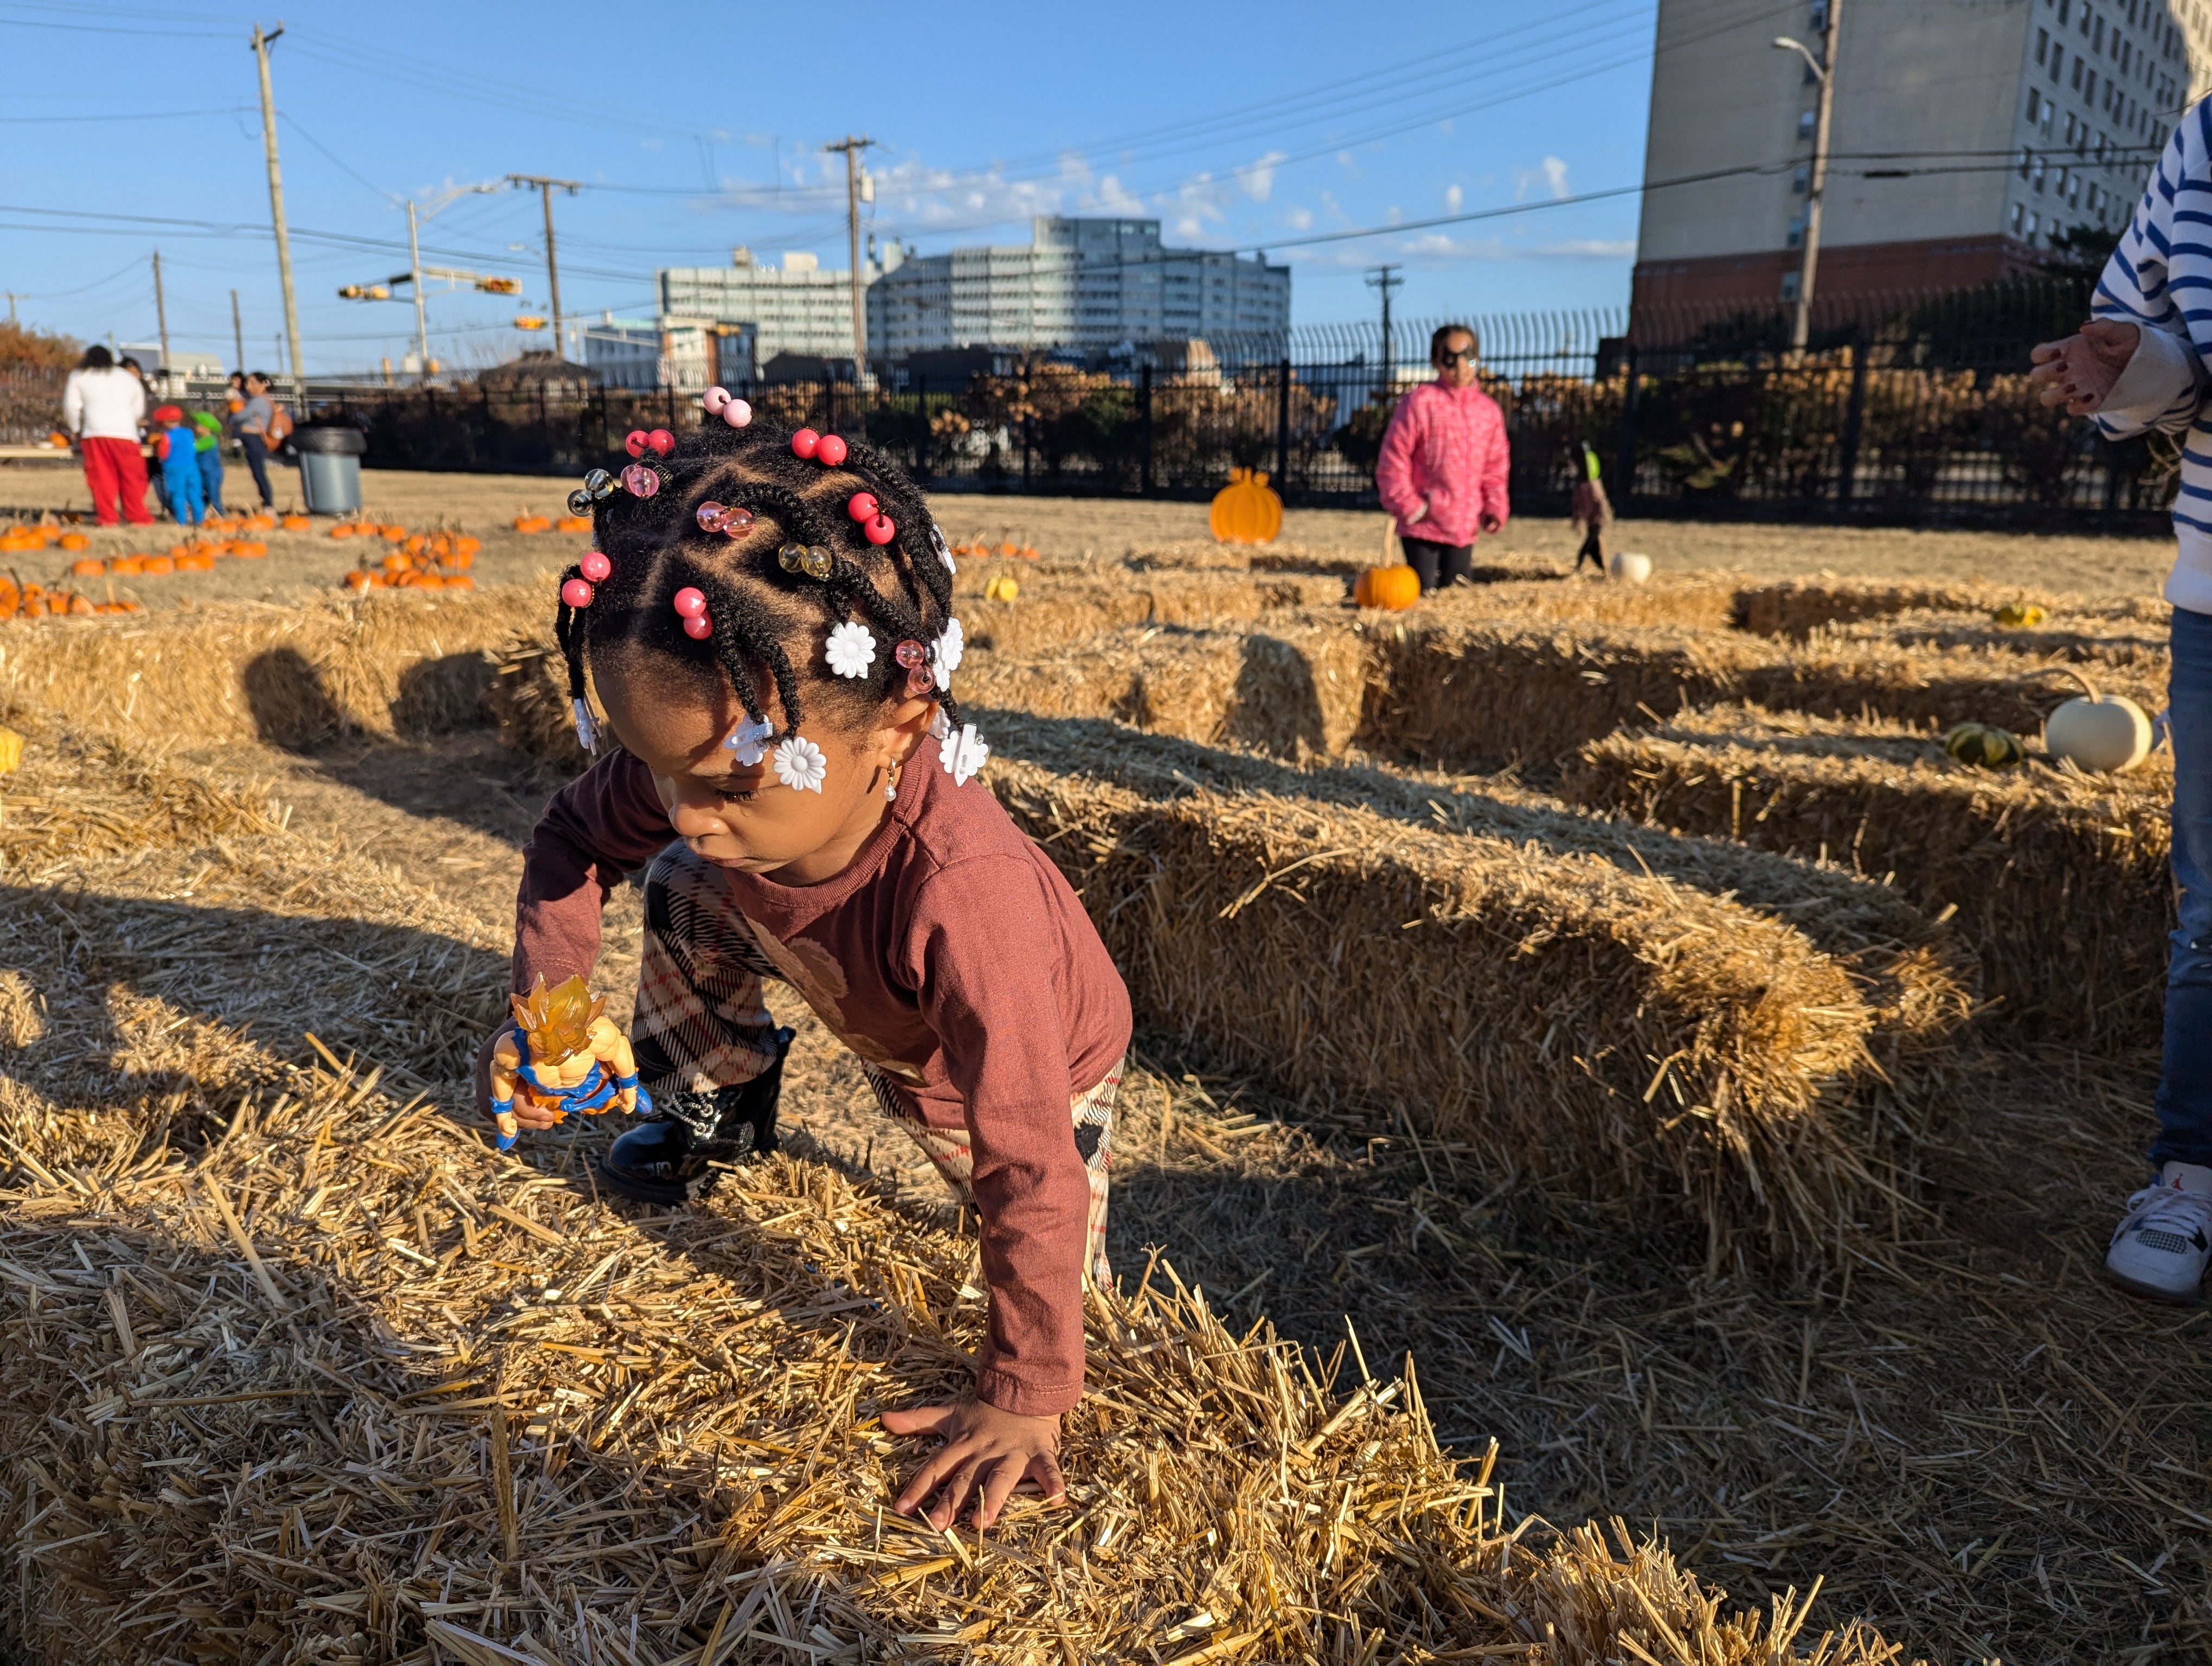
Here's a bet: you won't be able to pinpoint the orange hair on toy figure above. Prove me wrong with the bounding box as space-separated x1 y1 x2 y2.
486 975 646 1153
510 974 606 1063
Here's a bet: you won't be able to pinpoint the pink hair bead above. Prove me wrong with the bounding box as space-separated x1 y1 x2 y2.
864 512 896 545
847 491 877 522
672 586 707 618
621 463 659 498
814 433 848 467
623 429 650 458
721 398 752 428
561 578 594 608
894 639 925 669
790 428 820 459
702 386 731 414
682 613 713 640
580 550 611 581
646 428 674 456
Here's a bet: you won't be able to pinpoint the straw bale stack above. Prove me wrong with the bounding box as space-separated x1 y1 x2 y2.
488 632 590 773
0 1061 1902 1666
1423 575 1744 633
979 709 1925 1263
1562 704 2172 1047
1733 578 2081 639
0 587 542 749
961 571 1345 658
1811 606 2171 677
961 623 1368 759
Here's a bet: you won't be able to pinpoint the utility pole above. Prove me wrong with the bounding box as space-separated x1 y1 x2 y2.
250 23 304 386
1365 264 1403 394
230 289 243 371
4 292 21 325
1775 0 1841 355
507 174 581 360
406 200 430 381
151 250 170 371
824 136 877 380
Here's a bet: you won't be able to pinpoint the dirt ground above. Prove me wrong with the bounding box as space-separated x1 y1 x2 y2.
0 457 2181 607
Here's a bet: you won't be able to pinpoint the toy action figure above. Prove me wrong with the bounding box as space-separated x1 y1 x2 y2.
487 975 648 1150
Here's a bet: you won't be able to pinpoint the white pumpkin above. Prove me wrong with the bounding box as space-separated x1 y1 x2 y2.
2043 669 2152 773
1607 550 1652 584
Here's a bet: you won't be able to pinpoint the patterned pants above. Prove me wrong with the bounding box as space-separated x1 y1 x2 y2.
632 844 1118 1285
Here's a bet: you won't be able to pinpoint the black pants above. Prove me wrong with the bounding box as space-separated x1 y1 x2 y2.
1401 535 1472 593
239 434 275 508
1575 527 1605 573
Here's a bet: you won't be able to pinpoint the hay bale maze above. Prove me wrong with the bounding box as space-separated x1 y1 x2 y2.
0 542 2201 1665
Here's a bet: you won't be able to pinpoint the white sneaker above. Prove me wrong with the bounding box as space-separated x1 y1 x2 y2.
2107 1164 2212 1303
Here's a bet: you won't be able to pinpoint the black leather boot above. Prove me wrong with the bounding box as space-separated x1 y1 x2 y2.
596 1028 792 1205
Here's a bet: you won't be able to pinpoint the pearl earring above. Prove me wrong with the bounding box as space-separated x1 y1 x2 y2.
884 759 902 802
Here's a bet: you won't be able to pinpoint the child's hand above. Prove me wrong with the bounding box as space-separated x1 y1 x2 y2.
2030 319 2142 414
882 1399 1065 1529
474 1027 561 1149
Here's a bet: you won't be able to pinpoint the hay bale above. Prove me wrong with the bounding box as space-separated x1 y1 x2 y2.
980 709 1922 1264
1562 704 2172 1048
1814 606 2170 677
1733 577 2163 640
488 631 592 771
0 586 543 747
961 571 1345 657
1740 637 2168 738
961 622 1368 758
1427 574 1745 632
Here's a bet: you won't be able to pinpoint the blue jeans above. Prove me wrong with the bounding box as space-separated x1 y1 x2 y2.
2153 605 2212 1167
197 447 223 512
239 433 274 507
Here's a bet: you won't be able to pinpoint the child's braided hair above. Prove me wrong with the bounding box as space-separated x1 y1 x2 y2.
553 419 961 746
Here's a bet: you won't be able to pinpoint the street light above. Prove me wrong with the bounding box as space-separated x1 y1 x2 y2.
1774 5 1840 356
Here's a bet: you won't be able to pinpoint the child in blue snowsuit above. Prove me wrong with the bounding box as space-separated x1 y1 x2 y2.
191 411 225 516
151 405 205 527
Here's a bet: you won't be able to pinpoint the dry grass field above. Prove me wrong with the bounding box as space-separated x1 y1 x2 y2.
0 467 2202 1665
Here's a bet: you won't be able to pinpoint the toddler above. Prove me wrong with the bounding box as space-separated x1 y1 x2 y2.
150 405 205 527
488 399 1131 1529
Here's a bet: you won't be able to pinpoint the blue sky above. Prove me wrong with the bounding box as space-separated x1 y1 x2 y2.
0 0 1661 375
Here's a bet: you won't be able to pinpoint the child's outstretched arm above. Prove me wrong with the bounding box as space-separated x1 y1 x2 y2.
513 748 676 993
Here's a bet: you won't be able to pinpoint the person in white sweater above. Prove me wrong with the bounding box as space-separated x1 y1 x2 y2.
60 345 151 527
2032 94 2212 1303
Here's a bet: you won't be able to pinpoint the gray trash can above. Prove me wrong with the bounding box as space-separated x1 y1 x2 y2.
294 425 367 514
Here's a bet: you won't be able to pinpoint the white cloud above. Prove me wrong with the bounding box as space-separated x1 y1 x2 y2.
1512 156 1573 203
1237 150 1288 202
1445 183 1463 214
1543 156 1571 198
1284 205 1314 230
1282 233 1635 268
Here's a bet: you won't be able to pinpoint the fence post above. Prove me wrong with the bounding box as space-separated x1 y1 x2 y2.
1614 345 1639 508
1275 357 1291 492
1836 332 1868 514
2103 437 2125 523
1021 415 1033 488
426 386 442 466
537 380 551 468
1140 364 1154 496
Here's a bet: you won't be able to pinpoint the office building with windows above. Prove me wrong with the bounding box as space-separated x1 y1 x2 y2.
865 216 1290 358
1630 0 2212 330
654 248 896 375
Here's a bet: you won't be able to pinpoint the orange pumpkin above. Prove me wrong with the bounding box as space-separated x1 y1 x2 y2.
68 556 103 577
230 540 267 559
454 535 481 557
1210 468 1284 544
1353 565 1421 611
342 570 376 591
282 514 311 531
555 515 593 533
443 549 475 572
58 532 90 552
513 515 552 534
443 573 475 591
144 555 175 576
65 592 94 616
108 555 144 575
329 524 355 539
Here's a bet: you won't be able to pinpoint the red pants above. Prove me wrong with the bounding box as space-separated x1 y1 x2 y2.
81 437 152 526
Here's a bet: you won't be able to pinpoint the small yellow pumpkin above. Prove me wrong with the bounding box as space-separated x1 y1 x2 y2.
1354 564 1422 611
984 573 1020 602
1209 467 1284 544
1994 601 2047 629
1943 721 2025 768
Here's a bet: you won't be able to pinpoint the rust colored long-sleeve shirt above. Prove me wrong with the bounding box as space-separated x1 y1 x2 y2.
511 747 1132 1416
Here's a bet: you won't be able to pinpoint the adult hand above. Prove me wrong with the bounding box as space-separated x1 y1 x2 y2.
2029 319 2140 414
1479 512 1504 535
883 1399 1065 1529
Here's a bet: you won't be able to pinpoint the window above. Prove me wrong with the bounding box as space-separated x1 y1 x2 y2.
1793 162 1811 193
2021 145 2034 179
2012 201 2027 232
2073 54 2083 86
2072 173 2084 204
2045 100 2056 134
1799 108 1816 139
2029 209 2042 236
2035 155 2049 189
2039 25 2051 61
2060 0 2072 18
1780 271 1802 302
1810 0 1828 25
1787 215 1806 249
2094 15 2105 48
2065 111 2078 142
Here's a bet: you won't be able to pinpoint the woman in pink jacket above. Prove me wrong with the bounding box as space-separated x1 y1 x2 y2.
1374 324 1510 592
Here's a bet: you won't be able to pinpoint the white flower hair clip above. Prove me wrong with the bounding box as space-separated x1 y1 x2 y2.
934 616 966 691
571 698 600 753
929 525 956 575
928 708 951 741
724 715 774 767
940 720 988 786
773 734 828 793
825 620 877 679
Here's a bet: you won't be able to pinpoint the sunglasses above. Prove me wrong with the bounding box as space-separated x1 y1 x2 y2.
1436 347 1477 365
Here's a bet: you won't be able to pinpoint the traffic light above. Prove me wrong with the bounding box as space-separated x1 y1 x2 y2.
338 284 391 302
513 316 548 331
476 276 522 295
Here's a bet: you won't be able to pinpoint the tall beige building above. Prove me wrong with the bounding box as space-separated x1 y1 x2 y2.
1631 0 2212 332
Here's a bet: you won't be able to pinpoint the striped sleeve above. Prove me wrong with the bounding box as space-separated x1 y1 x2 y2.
2093 101 2212 439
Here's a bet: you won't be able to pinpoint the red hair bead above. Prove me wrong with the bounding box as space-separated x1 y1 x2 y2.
580 550 611 581
814 433 848 467
561 578 594 608
623 429 650 458
672 586 707 618
790 428 820 460
682 613 713 640
646 428 674 456
864 512 896 545
846 491 877 522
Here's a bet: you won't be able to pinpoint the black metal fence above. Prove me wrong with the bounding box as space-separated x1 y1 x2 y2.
10 284 2169 529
